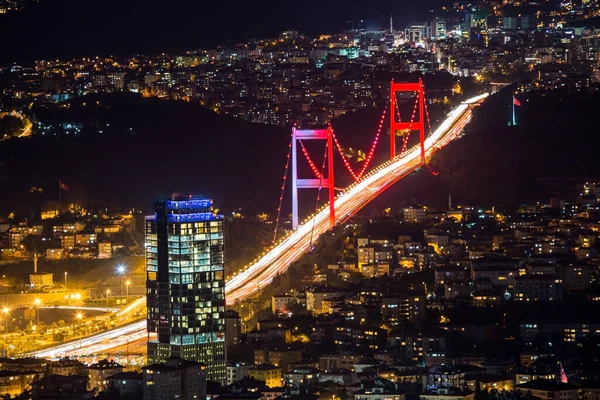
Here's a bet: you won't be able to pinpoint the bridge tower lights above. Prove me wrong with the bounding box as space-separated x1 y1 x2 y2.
390 79 426 165
291 126 335 230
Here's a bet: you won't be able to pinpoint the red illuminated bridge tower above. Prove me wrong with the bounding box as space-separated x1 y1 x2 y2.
390 79 426 165
291 126 335 230
287 80 427 232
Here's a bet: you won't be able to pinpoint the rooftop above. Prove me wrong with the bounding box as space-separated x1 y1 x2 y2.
517 379 577 391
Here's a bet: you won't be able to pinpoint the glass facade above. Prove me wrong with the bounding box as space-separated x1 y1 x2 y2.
146 198 226 382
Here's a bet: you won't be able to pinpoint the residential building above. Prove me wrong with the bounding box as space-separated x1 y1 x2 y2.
31 374 91 400
404 207 426 223
248 364 283 388
75 233 97 246
254 345 302 373
227 362 252 386
284 366 320 387
516 379 578 400
0 370 43 398
225 310 241 348
515 275 564 301
87 359 123 393
272 294 295 314
306 287 347 315
421 388 475 400
319 353 360 372
107 372 143 397
355 380 406 400
48 358 86 376
98 241 112 259
29 272 53 289
143 357 207 400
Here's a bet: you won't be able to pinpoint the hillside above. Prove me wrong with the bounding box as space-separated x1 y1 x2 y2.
0 94 289 215
0 93 400 217
433 86 600 206
3 86 591 219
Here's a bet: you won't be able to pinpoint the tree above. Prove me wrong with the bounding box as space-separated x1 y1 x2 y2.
0 115 26 138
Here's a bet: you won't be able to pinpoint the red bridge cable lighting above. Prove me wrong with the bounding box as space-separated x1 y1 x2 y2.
304 88 420 188
355 107 388 181
423 92 433 137
330 105 388 182
394 98 410 156
427 164 440 176
394 96 402 122
331 131 359 181
309 140 330 247
272 131 294 243
421 93 439 176
299 140 324 179
395 94 419 157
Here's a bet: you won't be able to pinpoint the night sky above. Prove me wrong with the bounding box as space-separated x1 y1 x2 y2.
0 0 443 63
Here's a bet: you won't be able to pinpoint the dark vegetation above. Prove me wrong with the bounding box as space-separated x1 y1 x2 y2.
1 82 598 222
433 86 600 206
0 93 289 215
0 114 26 138
224 217 273 275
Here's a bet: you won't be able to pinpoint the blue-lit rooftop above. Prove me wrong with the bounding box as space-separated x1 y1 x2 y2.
166 199 213 210
145 212 223 222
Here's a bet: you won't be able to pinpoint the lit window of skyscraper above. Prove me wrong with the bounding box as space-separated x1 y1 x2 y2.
145 197 226 382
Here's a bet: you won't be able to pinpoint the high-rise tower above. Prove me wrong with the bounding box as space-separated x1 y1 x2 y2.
145 197 226 382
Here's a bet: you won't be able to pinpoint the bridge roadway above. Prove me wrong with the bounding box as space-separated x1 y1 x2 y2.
225 93 489 304
24 93 487 359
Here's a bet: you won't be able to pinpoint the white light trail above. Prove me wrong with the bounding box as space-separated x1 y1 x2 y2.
27 93 488 358
225 93 488 303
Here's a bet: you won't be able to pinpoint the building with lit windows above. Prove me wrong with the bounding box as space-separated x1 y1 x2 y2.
145 197 226 383
248 364 283 388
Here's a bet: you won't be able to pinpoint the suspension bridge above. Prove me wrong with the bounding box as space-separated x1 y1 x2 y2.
225 82 489 304
26 82 488 359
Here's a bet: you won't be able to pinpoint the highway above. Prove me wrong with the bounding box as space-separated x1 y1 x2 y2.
225 93 489 304
28 320 147 359
24 93 487 359
26 298 147 359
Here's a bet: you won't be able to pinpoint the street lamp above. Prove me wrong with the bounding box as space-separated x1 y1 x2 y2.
105 290 110 309
34 298 41 325
2 307 9 334
64 272 68 291
116 265 126 305
125 280 131 305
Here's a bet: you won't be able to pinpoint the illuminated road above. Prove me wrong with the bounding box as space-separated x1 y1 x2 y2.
39 306 120 312
27 94 487 358
26 298 147 359
28 320 147 359
225 93 489 304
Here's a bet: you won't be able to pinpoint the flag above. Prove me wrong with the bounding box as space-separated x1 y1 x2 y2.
59 181 69 191
513 96 521 107
560 362 568 384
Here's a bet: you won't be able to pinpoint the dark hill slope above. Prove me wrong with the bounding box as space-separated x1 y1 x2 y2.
433 87 600 206
0 94 289 214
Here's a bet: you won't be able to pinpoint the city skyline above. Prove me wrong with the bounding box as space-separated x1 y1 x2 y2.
0 0 443 63
0 0 600 398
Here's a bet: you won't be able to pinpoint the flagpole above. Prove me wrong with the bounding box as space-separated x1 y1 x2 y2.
58 180 61 214
512 97 516 126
